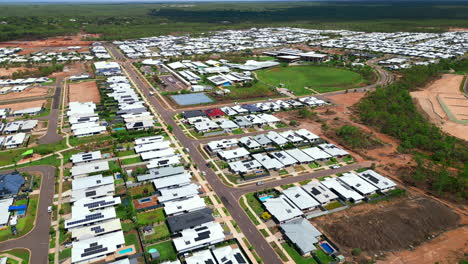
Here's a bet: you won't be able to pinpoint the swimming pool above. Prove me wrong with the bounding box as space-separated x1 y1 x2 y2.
148 248 158 254
113 127 125 131
320 242 334 254
259 195 273 202
140 197 151 203
118 248 133 254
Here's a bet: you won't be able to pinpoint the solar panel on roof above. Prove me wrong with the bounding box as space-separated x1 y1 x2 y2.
234 253 247 264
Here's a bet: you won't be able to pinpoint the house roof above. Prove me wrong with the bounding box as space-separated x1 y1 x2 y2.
0 173 24 198
263 194 303 222
204 108 225 117
282 186 320 210
212 246 248 264
182 110 207 119
280 218 322 254
358 169 397 190
166 208 214 233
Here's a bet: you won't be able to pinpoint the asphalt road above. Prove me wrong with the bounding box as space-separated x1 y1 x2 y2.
107 45 372 264
38 78 63 144
0 165 55 264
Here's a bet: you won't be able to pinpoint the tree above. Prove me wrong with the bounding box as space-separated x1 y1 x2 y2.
261 212 271 220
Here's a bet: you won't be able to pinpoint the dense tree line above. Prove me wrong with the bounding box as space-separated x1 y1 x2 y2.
357 59 468 201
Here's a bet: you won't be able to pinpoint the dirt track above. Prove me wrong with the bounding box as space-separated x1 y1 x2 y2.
315 197 460 253
411 74 468 141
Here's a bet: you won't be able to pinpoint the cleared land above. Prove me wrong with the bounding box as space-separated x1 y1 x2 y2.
68 80 100 103
0 66 38 77
411 74 468 141
0 34 96 55
0 99 46 111
379 226 467 264
256 65 367 95
0 86 50 101
314 197 460 254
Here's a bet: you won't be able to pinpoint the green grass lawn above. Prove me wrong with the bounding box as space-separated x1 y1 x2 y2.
245 193 264 215
144 224 170 242
231 128 244 135
136 208 166 225
145 240 177 262
222 82 280 100
58 248 71 261
121 156 143 165
0 195 39 242
314 248 335 263
257 65 366 95
282 243 318 264
124 233 141 253
129 183 155 197
0 248 30 264
116 150 136 157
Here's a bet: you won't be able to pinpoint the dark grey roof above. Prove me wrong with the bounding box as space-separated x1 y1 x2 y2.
241 104 261 113
0 172 25 198
182 110 207 119
166 208 214 233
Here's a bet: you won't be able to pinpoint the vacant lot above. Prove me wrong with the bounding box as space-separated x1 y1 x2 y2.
411 74 468 141
0 86 50 101
69 80 100 103
256 65 367 95
0 99 46 111
314 197 460 254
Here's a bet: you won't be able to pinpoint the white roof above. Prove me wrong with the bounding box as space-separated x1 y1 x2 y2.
158 183 199 203
282 186 320 210
71 218 122 240
301 181 338 205
152 173 191 190
94 61 120 70
71 184 115 202
173 222 225 253
263 195 303 222
338 172 378 195
257 113 280 123
285 149 314 163
185 249 216 264
294 128 320 141
319 143 349 157
239 136 261 149
322 178 364 202
207 138 239 152
279 130 304 143
72 196 121 213
229 159 263 174
218 147 250 161
252 153 284 170
270 151 297 166
358 170 397 190
70 160 110 177
134 135 165 146
135 141 171 153
70 151 101 164
266 131 288 145
301 147 332 160
71 230 125 263
0 198 13 226
212 246 248 264
72 174 114 191
164 195 206 216
147 155 181 169
141 148 176 160
65 207 116 229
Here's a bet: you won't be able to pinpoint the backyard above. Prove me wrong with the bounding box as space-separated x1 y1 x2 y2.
145 240 178 262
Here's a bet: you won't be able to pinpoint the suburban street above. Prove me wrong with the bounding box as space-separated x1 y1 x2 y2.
107 44 372 264
38 77 64 144
0 165 55 264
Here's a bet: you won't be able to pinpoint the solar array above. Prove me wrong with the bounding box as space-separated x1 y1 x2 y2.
83 199 116 210
80 242 108 258
67 212 104 226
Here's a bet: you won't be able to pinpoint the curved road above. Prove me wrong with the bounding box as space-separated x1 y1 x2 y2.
108 44 372 264
0 165 55 264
